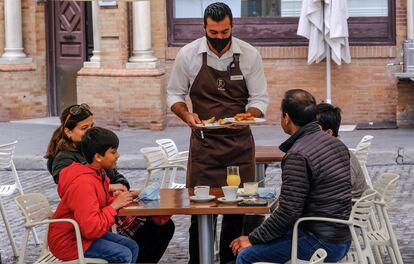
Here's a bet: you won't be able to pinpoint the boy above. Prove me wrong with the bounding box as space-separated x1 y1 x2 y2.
48 127 139 263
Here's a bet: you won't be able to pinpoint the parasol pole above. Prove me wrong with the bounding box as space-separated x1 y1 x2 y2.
322 0 332 104
326 46 332 104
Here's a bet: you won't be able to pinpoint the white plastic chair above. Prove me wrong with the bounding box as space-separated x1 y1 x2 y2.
0 141 39 257
15 193 108 264
367 172 403 264
291 189 377 264
254 248 328 264
349 135 374 188
155 138 188 167
140 146 187 188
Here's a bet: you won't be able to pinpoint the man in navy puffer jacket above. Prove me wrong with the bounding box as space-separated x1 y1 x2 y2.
231 89 352 264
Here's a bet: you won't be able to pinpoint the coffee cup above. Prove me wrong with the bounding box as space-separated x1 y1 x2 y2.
243 182 259 195
194 186 210 199
221 186 238 200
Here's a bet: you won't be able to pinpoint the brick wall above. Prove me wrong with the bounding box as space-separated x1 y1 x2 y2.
77 68 166 130
163 0 413 127
397 80 414 127
0 0 412 128
76 2 167 130
0 1 47 121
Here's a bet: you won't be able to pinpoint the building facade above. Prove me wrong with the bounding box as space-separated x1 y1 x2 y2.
0 0 413 129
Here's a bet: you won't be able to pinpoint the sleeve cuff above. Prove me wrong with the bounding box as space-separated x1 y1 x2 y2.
104 205 118 217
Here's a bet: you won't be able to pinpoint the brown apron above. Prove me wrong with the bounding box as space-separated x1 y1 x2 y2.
187 52 255 188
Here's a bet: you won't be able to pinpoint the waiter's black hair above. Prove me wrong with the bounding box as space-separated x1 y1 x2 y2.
81 127 119 163
316 103 342 137
204 2 233 26
281 89 317 127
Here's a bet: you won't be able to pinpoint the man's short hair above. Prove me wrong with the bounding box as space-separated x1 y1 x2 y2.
281 89 317 127
316 103 342 137
204 2 233 26
81 127 119 164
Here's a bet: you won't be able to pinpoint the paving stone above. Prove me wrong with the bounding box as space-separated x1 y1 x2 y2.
0 165 412 263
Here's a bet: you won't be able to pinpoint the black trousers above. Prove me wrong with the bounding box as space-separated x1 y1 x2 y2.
132 218 175 263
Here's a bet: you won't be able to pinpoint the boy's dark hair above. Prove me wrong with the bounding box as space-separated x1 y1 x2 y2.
81 127 119 164
316 103 342 137
204 2 233 26
281 89 317 126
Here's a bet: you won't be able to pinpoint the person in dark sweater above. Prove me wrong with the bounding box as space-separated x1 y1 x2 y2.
231 89 352 263
44 104 174 263
316 103 368 198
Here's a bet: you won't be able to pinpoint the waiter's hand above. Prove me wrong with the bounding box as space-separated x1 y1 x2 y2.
183 112 201 128
230 236 252 255
246 107 264 118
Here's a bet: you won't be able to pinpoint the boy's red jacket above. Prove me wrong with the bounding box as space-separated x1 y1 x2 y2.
48 162 117 261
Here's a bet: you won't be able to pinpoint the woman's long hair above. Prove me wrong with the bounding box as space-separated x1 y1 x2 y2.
44 105 93 159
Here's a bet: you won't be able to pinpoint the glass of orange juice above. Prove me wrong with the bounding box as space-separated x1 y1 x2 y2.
226 166 241 187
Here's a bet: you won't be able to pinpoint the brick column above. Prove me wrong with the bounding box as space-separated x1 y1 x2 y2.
126 0 159 69
84 0 101 68
0 0 31 64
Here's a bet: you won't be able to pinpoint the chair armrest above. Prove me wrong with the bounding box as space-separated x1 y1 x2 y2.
27 218 85 262
176 151 189 157
373 200 386 206
148 164 187 171
167 156 188 164
291 217 351 264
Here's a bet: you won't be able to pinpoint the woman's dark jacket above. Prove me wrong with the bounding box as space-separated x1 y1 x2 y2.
47 150 130 189
248 122 352 244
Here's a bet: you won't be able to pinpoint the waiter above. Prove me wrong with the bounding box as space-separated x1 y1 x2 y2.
167 2 269 263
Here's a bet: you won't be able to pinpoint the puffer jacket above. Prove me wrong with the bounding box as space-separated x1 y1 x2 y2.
47 150 130 189
249 122 352 244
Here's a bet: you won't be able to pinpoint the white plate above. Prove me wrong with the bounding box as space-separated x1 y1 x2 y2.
217 197 244 203
237 188 257 197
224 117 266 125
189 195 216 202
195 123 229 129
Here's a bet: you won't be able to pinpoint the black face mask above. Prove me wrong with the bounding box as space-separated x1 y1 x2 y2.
206 34 232 53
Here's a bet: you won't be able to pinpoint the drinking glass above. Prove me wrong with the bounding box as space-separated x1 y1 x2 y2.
226 166 241 187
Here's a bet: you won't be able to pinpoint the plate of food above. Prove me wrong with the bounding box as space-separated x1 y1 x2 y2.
224 113 266 125
195 117 231 129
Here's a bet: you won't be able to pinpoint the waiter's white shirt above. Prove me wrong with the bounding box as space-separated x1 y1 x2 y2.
167 36 269 114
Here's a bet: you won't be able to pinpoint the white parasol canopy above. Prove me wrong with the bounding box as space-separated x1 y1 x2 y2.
297 0 351 103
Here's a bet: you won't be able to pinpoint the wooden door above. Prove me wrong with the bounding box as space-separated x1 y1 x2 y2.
46 1 87 115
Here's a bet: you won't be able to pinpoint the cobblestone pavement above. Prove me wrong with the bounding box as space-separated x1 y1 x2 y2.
0 165 413 263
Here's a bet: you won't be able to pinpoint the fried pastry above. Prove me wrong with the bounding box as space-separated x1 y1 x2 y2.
234 113 255 122
202 116 215 125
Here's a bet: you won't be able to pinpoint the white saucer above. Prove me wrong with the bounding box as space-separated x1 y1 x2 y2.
217 197 243 203
189 195 216 202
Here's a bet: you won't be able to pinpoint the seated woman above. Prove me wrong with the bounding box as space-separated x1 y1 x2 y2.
44 104 174 263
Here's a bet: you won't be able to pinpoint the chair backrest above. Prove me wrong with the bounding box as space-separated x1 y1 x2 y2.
140 146 168 170
372 172 399 204
15 193 54 224
309 248 327 264
350 189 377 228
155 139 179 159
353 135 374 164
0 140 17 169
